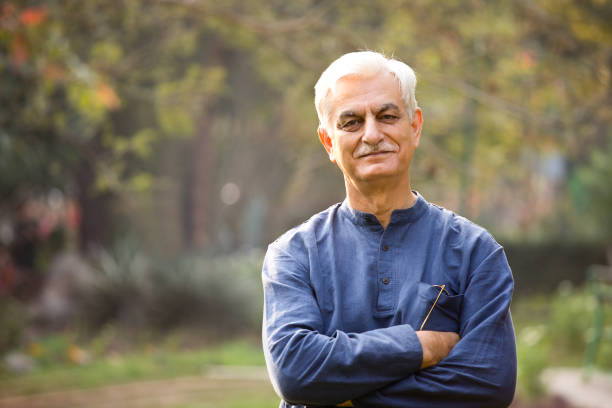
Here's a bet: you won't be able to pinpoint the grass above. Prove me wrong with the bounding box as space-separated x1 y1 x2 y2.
0 338 268 396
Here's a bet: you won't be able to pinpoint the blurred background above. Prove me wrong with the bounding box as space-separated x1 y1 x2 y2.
0 0 611 407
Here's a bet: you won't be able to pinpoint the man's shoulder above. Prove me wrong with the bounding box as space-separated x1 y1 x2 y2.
422 201 507 282
268 202 342 253
426 200 500 250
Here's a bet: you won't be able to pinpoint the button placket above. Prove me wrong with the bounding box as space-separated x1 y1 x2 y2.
376 230 394 312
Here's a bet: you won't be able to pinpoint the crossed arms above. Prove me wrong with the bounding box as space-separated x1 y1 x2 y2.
262 244 517 407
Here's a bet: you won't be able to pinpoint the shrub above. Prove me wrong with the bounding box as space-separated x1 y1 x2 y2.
79 238 152 329
549 282 612 370
78 238 264 336
516 325 550 399
514 281 612 399
146 251 264 332
0 297 25 353
548 282 594 363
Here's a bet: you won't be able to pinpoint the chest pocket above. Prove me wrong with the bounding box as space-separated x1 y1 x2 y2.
417 282 463 333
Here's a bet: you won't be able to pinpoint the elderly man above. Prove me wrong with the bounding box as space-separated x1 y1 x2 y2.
262 51 516 408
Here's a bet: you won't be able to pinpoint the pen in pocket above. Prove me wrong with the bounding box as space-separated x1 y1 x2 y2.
419 284 449 331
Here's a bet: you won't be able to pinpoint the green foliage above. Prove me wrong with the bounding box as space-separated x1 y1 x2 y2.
549 283 596 360
576 134 612 241
1 1 610 243
23 332 74 368
155 65 226 138
0 7 93 195
0 297 25 353
1 0 611 250
516 325 550 399
513 283 612 399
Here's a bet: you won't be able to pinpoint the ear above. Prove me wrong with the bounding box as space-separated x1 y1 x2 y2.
318 126 336 162
411 108 423 147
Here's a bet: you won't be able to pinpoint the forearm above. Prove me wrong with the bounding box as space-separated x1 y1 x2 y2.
355 368 515 408
353 319 517 407
264 320 423 405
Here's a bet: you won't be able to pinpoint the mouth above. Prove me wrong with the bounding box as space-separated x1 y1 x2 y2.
357 151 394 158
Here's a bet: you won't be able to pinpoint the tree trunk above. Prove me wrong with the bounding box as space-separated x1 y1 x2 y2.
184 113 215 249
75 159 113 251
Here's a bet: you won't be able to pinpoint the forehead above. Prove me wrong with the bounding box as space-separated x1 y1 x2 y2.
327 73 404 119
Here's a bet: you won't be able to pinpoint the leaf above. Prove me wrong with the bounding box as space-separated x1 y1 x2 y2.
9 34 28 65
130 129 157 158
19 7 47 27
128 172 153 192
96 82 120 109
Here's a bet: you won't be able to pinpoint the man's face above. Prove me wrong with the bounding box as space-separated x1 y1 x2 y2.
318 73 423 184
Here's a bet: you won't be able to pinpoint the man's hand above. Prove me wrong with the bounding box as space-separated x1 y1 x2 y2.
334 332 458 406
416 331 460 369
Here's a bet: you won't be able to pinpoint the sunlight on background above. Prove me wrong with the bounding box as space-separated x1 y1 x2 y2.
220 182 241 206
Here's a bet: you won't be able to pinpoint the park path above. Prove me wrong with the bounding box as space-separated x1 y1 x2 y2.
541 368 612 408
0 366 273 408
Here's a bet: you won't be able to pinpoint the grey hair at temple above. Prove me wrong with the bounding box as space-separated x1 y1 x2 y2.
314 51 419 127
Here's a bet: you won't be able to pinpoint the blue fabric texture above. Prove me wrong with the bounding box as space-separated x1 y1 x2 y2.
262 192 517 408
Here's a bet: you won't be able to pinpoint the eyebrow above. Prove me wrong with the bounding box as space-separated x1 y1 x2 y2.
337 103 400 122
375 103 400 114
338 110 359 122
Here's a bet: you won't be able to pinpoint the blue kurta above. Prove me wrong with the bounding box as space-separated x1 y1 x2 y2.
262 193 516 408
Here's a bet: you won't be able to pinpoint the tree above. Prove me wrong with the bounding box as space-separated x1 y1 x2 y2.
2 0 611 255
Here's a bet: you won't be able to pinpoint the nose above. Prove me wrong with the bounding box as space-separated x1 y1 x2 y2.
362 118 384 146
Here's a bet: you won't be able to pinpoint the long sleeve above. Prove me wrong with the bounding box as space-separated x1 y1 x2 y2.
353 245 517 408
262 243 423 407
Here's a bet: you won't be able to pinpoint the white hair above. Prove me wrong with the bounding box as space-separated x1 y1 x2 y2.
314 51 418 127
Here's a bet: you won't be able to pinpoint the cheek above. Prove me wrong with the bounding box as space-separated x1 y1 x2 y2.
335 138 356 155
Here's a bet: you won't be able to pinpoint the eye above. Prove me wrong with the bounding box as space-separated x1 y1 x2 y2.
380 114 398 122
339 118 362 131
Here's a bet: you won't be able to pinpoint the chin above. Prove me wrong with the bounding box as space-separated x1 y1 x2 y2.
355 169 399 182
352 161 411 182
361 161 395 174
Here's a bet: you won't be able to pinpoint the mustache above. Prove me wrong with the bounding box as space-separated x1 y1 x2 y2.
354 141 399 158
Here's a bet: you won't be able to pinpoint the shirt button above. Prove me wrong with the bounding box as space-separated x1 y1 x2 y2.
382 278 389 285
382 245 389 251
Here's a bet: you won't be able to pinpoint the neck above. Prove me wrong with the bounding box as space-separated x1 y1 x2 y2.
345 175 417 228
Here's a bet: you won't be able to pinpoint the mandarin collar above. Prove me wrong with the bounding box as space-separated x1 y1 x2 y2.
340 191 428 227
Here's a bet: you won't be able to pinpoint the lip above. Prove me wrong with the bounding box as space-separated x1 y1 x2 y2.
357 151 394 159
